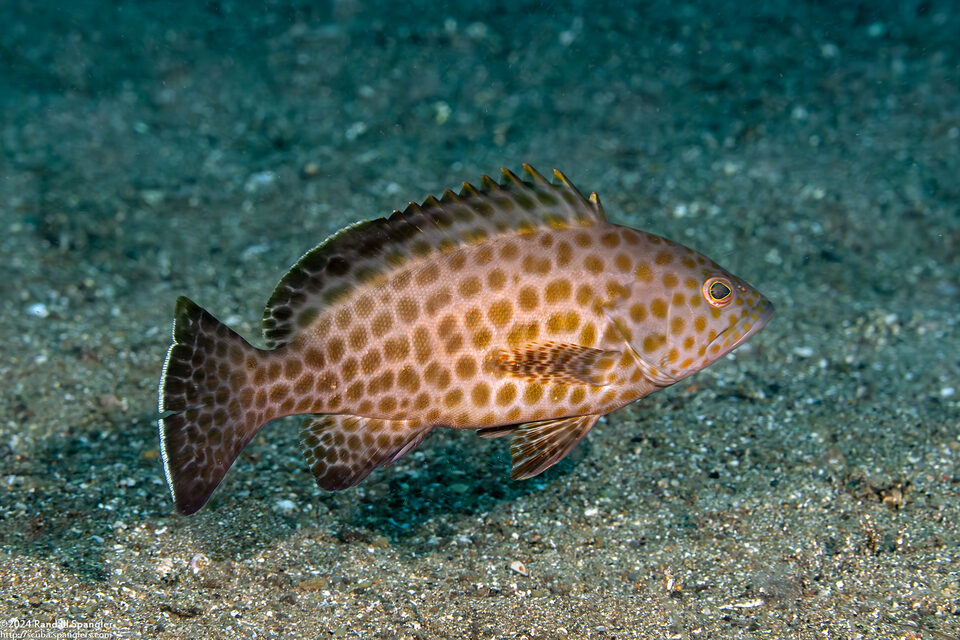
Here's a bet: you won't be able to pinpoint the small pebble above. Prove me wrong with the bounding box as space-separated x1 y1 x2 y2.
28 303 49 318
274 499 297 515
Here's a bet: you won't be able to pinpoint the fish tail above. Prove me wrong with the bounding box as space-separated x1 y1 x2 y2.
158 296 266 514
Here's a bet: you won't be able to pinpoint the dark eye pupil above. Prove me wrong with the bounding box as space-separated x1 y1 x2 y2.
710 281 731 300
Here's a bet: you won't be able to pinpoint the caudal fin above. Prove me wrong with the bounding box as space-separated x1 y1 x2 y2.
158 297 265 514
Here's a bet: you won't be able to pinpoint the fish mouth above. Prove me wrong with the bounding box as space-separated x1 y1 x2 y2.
708 300 775 358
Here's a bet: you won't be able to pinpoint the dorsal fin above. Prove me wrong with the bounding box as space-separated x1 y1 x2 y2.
262 165 604 347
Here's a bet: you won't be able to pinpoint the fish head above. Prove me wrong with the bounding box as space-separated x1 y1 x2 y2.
610 233 774 386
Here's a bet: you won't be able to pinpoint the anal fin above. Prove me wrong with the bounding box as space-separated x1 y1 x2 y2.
510 414 600 480
300 415 432 491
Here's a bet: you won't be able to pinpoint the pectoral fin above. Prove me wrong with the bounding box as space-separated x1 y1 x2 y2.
496 342 620 386
510 414 601 480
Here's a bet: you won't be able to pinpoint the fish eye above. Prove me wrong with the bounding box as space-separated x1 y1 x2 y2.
703 277 733 308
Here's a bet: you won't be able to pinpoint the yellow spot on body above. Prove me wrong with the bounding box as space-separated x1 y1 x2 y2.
346 381 364 402
523 383 544 404
671 317 686 335
444 332 464 355
438 315 457 337
475 246 495 265
355 295 374 318
424 362 451 390
448 253 467 271
349 326 368 350
576 284 593 306
341 357 358 381
412 327 431 363
471 382 491 406
416 264 440 287
584 255 603 274
327 337 345 363
459 276 482 297
371 311 392 335
518 286 539 311
635 262 653 281
332 308 354 333
455 355 477 379
398 367 420 392
569 387 586 406
397 297 419 323
650 298 668 319
579 323 597 346
465 308 483 329
361 349 381 374
379 396 397 414
653 251 673 265
600 232 620 248
547 311 580 333
607 280 629 300
488 269 507 290
545 279 572 303
425 289 452 315
500 242 520 261
506 325 526 348
522 255 551 275
444 389 463 407
472 328 492 349
663 272 678 288
496 383 517 406
643 333 666 353
557 241 573 267
614 253 632 273
488 300 513 327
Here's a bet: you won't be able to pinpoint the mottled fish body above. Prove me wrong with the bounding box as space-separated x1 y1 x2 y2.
159 165 773 514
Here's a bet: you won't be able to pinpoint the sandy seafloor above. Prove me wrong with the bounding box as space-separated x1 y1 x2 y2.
1 0 959 638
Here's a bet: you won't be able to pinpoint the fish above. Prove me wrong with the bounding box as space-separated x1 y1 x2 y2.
158 164 774 514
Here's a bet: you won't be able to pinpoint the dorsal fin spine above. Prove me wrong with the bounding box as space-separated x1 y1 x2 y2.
522 163 550 186
500 167 525 188
460 181 481 198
